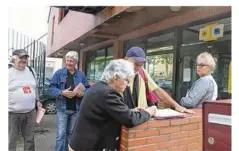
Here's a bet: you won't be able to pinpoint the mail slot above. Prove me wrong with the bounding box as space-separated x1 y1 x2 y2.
203 100 231 151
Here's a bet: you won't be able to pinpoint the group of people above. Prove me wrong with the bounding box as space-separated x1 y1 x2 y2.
8 46 218 151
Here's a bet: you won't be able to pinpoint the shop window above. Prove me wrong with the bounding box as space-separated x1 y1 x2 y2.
145 53 174 92
95 49 106 81
182 17 231 46
124 37 147 55
86 47 113 82
106 47 113 65
147 32 174 53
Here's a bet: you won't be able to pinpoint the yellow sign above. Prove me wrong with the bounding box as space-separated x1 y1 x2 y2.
228 62 231 94
199 23 219 41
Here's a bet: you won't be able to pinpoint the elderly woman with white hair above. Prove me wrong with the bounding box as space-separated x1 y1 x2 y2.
69 59 157 151
48 51 90 151
180 52 218 108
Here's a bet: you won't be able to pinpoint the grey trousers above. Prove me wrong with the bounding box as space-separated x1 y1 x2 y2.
8 109 36 151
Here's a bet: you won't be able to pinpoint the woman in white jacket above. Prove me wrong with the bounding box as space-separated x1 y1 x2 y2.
180 52 218 108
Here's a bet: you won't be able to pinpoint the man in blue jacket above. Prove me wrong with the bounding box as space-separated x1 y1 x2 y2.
48 51 90 151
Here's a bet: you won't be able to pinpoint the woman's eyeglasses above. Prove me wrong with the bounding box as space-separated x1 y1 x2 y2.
195 63 209 68
124 79 130 84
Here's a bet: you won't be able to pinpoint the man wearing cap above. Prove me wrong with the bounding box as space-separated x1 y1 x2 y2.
124 47 194 114
8 49 42 151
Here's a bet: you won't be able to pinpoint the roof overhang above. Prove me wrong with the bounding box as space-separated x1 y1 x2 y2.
53 6 107 15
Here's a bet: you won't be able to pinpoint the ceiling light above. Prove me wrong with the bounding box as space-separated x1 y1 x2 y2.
170 6 182 12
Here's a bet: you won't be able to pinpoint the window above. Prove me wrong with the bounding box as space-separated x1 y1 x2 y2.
86 47 113 82
106 46 113 65
147 32 174 53
145 31 175 95
182 17 231 46
146 53 174 91
58 8 69 23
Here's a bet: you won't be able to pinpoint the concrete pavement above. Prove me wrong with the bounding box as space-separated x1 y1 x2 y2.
16 114 56 151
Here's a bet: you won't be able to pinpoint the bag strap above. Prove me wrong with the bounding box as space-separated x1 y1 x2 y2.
138 67 150 90
28 66 36 80
138 68 147 83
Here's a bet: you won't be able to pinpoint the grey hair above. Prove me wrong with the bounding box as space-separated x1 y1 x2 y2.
65 51 79 62
197 52 217 72
10 55 17 63
101 59 135 83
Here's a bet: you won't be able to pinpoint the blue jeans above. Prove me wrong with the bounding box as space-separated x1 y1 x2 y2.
55 109 78 151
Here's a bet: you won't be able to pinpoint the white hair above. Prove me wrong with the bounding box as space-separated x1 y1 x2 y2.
65 51 79 62
101 59 135 83
197 52 217 71
10 55 17 63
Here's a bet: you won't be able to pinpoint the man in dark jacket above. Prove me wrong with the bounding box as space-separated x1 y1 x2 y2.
69 59 156 151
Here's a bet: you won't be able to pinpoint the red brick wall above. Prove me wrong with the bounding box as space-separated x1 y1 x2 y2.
120 109 202 151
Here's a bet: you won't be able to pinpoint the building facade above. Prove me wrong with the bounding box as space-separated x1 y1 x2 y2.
47 6 231 101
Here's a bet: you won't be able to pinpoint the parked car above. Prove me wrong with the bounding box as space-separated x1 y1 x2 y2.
40 78 57 114
8 63 13 68
154 79 172 90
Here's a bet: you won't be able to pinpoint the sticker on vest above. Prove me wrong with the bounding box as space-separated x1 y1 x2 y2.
23 86 32 94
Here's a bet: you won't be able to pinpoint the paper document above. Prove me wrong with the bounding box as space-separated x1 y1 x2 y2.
73 83 85 94
154 108 185 119
36 107 46 123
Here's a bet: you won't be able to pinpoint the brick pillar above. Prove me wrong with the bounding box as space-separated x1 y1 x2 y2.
113 40 124 59
120 109 203 151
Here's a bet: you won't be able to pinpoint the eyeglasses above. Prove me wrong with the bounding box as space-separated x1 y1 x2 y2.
115 74 130 84
195 63 209 68
124 79 130 84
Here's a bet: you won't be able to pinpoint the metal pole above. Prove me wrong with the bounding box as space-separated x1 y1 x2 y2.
16 32 18 49
8 29 10 58
36 41 39 73
12 30 14 51
20 33 22 49
42 50 46 95
32 40 35 68
8 29 10 50
30 39 33 66
24 33 47 50
26 37 29 53
23 35 26 49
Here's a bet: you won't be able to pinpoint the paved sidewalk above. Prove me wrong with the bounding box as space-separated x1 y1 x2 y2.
16 114 56 151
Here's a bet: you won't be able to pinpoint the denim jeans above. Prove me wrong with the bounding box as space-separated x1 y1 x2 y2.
55 109 78 151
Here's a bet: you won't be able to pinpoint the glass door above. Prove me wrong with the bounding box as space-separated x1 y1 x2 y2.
146 53 174 97
176 40 231 101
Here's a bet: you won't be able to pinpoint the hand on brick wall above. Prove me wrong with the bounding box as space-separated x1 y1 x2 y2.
145 105 157 117
175 105 195 114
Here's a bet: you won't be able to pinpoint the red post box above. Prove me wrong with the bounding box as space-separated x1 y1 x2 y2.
203 100 231 151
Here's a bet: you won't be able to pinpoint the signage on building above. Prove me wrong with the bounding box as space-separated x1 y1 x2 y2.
199 23 224 41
